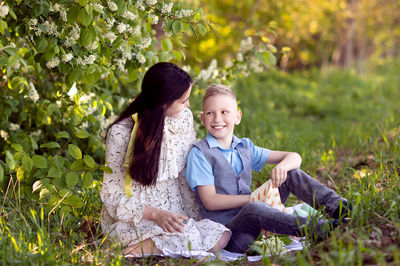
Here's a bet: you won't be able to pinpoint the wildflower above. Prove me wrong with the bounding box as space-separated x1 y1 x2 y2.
60 9 67 22
116 23 128 33
44 19 59 37
236 53 243 62
148 14 158 25
0 5 9 17
175 9 194 19
137 37 152 49
86 40 98 50
105 17 115 29
107 1 118 12
123 11 136 21
46 57 60 69
27 82 40 102
239 37 253 53
77 55 96 65
104 31 117 42
62 53 73 63
0 130 9 140
136 0 145 11
9 123 20 131
136 53 146 64
161 2 173 14
50 3 62 12
145 0 157 6
65 24 81 47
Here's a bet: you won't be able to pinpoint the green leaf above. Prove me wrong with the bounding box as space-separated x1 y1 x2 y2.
81 27 96 46
83 155 95 168
161 39 173 51
53 156 65 169
16 167 24 181
66 172 79 188
22 154 33 173
67 5 81 24
78 0 87 6
55 131 70 139
0 165 3 184
48 166 62 178
68 68 81 84
74 127 90 139
82 172 93 188
79 6 93 27
36 38 48 53
5 151 15 170
12 144 23 152
70 159 85 171
40 142 61 149
172 21 184 34
127 67 138 82
68 144 82 160
195 24 207 37
100 164 113 174
60 205 71 217
32 155 48 169
64 194 84 208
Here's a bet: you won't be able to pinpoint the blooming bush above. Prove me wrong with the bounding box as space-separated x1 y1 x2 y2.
0 0 276 217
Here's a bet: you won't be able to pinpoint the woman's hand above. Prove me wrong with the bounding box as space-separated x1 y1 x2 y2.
270 165 288 188
150 208 188 233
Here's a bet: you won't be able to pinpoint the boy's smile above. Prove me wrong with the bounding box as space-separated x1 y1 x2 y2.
201 94 242 149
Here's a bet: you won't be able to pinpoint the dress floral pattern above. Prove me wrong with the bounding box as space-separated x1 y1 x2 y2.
100 108 229 252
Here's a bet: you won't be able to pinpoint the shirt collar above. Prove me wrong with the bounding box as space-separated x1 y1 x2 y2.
205 133 242 149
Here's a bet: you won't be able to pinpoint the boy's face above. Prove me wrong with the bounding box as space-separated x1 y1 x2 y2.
201 94 242 147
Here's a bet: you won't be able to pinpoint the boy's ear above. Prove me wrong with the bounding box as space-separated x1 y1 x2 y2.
235 109 242 125
200 112 205 125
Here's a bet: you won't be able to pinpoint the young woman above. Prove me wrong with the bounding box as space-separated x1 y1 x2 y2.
100 62 230 255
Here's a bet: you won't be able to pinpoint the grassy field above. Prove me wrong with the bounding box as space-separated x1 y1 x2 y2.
1 61 400 265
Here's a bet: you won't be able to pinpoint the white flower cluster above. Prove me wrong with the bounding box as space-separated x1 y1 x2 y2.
29 129 42 138
44 19 59 37
90 3 104 11
65 24 81 47
104 31 117 42
145 0 157 6
135 53 146 64
0 130 9 140
62 53 73 62
148 14 159 25
46 57 60 69
0 4 9 17
116 23 128 33
85 39 99 50
253 236 287 255
239 37 254 53
27 82 40 102
129 25 141 36
9 123 20 131
137 37 152 50
77 55 96 65
50 3 67 22
249 58 263 73
114 46 132 72
197 59 218 81
106 17 116 30
161 2 173 14
107 1 118 12
123 11 137 21
175 9 194 19
28 18 42 36
136 0 145 11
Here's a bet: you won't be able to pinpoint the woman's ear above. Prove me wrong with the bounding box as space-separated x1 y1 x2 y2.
235 109 242 125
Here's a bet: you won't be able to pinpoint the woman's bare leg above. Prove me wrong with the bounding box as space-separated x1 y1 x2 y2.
123 238 163 256
210 231 231 253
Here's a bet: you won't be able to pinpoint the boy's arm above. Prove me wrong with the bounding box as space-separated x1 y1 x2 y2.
265 150 302 188
197 185 250 211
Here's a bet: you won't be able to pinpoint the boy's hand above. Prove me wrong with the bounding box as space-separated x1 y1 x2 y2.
152 209 188 233
270 166 288 188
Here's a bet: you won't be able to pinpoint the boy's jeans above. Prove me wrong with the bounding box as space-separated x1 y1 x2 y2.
224 168 344 253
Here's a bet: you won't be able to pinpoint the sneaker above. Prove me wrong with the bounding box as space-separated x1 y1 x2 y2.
332 200 352 219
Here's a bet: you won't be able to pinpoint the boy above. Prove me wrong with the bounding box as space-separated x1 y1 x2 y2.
185 84 351 253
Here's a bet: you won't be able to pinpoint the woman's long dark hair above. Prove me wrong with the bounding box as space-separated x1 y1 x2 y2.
108 62 192 186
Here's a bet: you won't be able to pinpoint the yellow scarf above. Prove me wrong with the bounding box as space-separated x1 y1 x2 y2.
123 113 138 197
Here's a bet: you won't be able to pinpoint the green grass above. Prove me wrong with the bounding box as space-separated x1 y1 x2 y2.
1 61 400 265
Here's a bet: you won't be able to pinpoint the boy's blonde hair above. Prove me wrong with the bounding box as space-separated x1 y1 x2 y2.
203 84 237 104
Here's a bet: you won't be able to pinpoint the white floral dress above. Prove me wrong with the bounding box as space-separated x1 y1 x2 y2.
100 108 229 252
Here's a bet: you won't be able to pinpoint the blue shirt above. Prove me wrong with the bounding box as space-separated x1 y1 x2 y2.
185 134 270 191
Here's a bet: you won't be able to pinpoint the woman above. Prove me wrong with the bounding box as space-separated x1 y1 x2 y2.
100 62 231 255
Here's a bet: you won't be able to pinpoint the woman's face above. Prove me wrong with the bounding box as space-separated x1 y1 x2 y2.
164 85 192 118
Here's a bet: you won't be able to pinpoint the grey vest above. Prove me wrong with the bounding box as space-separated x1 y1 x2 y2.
193 138 252 225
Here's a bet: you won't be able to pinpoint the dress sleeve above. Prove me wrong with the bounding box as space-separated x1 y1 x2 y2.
100 121 146 225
